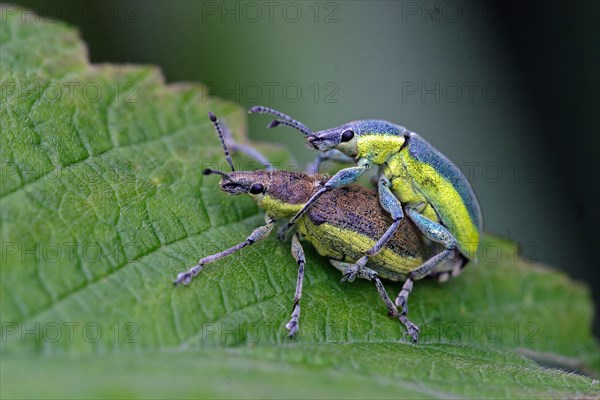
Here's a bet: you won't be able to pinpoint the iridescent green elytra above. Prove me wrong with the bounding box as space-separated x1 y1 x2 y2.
249 107 483 306
174 112 456 342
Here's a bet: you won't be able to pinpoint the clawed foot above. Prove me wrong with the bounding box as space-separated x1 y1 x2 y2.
286 303 301 337
395 279 418 343
399 315 420 343
341 264 359 283
336 256 369 283
173 264 202 286
285 318 299 337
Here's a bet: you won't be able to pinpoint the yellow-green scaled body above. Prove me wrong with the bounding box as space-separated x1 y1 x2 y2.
380 133 482 260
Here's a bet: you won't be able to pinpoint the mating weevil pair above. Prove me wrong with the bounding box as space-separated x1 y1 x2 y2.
175 110 481 343
249 107 483 296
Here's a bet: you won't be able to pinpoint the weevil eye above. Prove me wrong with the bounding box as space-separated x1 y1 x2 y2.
249 183 264 194
341 130 354 142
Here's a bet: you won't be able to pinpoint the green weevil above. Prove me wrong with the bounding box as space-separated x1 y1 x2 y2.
249 106 482 314
174 112 458 342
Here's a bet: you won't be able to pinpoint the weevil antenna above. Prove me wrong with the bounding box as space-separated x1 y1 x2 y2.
208 112 235 172
203 168 232 181
248 106 314 137
267 118 315 137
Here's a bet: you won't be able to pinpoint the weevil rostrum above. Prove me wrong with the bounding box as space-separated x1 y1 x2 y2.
174 112 464 342
249 107 482 313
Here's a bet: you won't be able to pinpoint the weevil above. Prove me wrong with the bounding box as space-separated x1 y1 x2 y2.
174 112 457 342
249 106 482 312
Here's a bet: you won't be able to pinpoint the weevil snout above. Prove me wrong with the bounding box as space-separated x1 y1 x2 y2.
203 168 249 195
308 124 360 157
214 171 270 196
306 135 332 151
306 128 345 151
220 180 249 195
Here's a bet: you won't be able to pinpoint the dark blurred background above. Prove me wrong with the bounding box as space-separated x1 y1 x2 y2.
10 0 599 332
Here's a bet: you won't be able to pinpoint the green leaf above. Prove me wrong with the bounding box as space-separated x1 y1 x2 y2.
1 8 598 399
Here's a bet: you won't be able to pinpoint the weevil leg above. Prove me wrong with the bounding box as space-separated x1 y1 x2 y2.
406 206 458 280
394 206 459 308
330 260 397 314
405 206 458 251
306 149 356 174
395 278 413 317
394 277 420 342
344 175 405 275
330 260 419 343
366 176 405 257
285 232 306 337
339 263 360 283
279 161 372 239
220 120 274 171
410 249 455 280
393 248 459 315
174 214 276 286
364 269 399 319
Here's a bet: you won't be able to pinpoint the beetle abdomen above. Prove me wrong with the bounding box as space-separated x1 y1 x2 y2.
297 185 426 280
